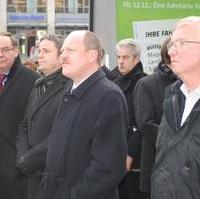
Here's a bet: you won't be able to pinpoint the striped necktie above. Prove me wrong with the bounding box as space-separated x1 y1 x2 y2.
0 74 6 91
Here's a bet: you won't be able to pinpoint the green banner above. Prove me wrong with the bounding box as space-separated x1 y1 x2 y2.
116 0 200 40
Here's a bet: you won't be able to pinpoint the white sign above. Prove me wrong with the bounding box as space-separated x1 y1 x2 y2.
133 18 180 74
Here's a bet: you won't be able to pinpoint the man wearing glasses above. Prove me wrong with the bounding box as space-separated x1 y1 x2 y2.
151 16 200 199
0 32 39 199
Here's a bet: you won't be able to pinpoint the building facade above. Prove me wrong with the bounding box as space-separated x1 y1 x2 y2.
1 0 89 59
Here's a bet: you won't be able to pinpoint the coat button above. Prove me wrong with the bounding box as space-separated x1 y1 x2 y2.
64 97 68 102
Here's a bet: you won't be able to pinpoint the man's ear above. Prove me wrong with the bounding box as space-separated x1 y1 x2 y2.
88 49 98 63
13 47 19 58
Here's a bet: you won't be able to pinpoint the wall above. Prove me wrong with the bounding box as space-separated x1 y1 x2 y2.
92 0 117 69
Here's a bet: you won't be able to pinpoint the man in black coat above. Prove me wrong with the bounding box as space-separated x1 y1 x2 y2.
134 37 176 198
41 30 128 199
114 38 146 199
16 34 71 199
0 32 39 199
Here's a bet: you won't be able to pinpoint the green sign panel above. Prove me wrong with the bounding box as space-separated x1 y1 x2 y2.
116 0 200 40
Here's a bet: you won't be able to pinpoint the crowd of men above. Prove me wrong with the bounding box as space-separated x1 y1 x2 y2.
0 16 200 199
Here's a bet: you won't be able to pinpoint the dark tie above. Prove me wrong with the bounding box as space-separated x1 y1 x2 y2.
0 74 6 91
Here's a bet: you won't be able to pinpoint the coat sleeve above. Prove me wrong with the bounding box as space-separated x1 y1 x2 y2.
16 109 30 160
17 138 48 176
133 79 159 147
70 91 128 199
16 87 35 160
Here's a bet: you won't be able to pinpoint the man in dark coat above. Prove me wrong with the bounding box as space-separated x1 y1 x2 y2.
41 30 128 199
16 34 71 199
0 32 39 199
133 37 177 198
114 38 146 199
152 16 200 199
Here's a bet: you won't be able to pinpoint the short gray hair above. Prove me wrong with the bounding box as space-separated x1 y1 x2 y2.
174 16 200 31
116 38 141 57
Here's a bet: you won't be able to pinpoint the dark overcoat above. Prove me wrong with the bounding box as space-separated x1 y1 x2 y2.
114 62 146 199
42 69 128 199
16 69 71 199
0 56 39 199
133 63 176 192
114 62 146 128
152 81 200 199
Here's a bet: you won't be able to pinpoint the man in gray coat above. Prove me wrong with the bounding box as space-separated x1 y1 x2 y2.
152 16 200 199
41 30 128 199
0 32 39 199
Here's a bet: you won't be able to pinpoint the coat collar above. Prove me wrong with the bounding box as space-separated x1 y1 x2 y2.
120 61 144 80
30 71 71 116
114 62 145 92
6 56 23 82
64 69 105 100
35 68 62 87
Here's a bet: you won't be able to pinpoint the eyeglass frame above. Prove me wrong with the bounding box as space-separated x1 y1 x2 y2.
167 39 200 51
0 47 14 55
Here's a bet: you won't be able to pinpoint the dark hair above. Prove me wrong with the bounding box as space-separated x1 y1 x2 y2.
161 37 171 65
40 34 64 55
0 32 18 47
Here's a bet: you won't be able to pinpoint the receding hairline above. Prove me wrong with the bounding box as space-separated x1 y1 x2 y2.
174 16 200 30
0 32 18 47
64 30 103 64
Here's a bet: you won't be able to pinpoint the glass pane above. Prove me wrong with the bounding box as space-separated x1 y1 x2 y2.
17 0 27 12
84 0 89 13
38 0 46 12
55 0 64 13
77 0 83 13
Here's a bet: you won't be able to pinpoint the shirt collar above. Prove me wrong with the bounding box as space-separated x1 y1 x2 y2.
180 83 200 99
68 69 105 99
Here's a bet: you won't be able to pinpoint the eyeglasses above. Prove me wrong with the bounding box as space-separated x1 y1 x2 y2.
167 40 200 51
0 48 13 55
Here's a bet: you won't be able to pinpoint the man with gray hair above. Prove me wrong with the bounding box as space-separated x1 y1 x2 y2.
152 16 200 199
114 38 147 199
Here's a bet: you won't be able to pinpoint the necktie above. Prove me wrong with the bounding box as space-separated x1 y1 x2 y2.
0 74 6 91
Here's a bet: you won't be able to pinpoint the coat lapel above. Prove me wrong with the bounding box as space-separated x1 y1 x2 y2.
30 73 67 118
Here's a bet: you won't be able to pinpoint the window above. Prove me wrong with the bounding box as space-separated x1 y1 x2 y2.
84 0 89 13
38 0 46 12
77 0 89 14
55 0 69 13
7 0 27 12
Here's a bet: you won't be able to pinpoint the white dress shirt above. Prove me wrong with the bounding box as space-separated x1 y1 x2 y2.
180 84 200 126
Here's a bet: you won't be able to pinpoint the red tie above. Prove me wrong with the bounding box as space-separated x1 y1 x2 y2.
0 74 6 91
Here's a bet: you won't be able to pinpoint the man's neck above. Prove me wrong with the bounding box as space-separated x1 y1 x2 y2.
73 65 100 86
180 75 200 92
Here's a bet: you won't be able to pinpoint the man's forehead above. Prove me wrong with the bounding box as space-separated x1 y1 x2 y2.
175 22 200 33
39 40 56 48
173 23 200 39
0 36 12 46
62 36 84 49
